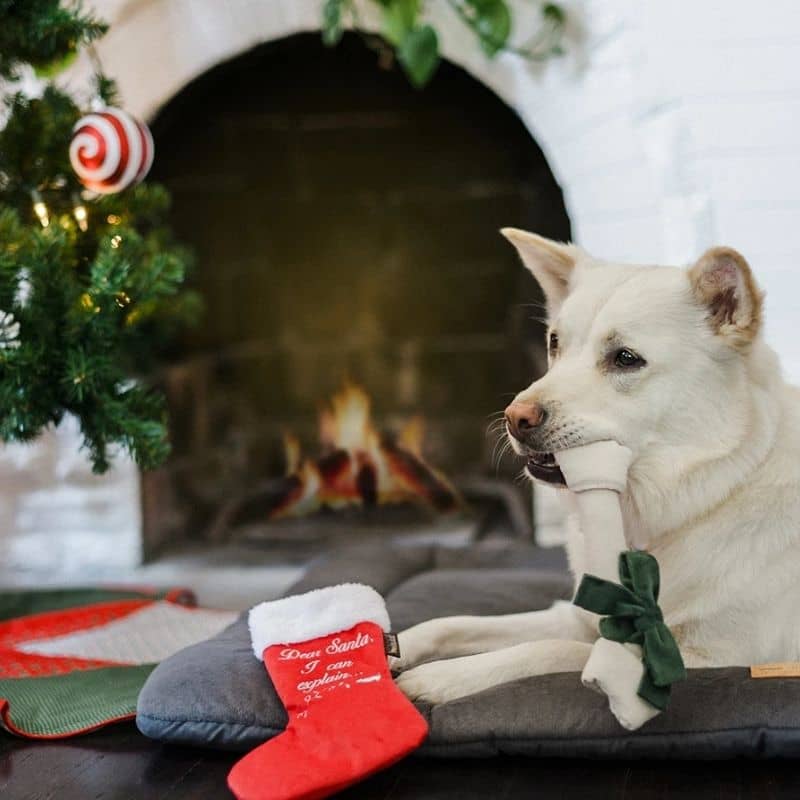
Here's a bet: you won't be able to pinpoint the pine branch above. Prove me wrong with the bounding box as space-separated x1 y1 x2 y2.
0 0 107 80
0 84 197 473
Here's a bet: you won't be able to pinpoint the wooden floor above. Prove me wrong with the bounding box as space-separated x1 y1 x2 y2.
3 723 800 799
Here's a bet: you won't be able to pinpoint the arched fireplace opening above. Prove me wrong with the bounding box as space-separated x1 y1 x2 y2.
143 32 570 557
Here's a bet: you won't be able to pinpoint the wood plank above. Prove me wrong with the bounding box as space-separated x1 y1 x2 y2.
4 724 800 800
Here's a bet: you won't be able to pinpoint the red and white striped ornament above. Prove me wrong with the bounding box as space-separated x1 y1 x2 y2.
69 107 154 195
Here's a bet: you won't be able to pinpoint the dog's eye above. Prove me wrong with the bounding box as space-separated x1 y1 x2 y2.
548 332 559 354
613 348 645 369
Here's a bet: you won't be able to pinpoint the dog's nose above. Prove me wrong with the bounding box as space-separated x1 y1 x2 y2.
505 402 546 440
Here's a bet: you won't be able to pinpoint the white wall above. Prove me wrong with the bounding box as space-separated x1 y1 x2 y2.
611 2 800 377
3 0 799 559
0 416 141 574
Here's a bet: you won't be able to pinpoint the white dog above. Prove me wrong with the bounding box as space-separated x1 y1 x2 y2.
396 228 800 705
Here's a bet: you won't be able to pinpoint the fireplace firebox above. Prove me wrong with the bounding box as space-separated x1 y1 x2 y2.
142 33 570 557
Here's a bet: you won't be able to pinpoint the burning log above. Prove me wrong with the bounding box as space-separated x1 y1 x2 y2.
267 383 462 521
380 437 459 513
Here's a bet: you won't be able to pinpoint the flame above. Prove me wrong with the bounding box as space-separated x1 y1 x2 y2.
319 383 381 452
268 383 459 520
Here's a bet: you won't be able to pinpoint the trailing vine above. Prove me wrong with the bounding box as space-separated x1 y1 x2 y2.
321 0 566 87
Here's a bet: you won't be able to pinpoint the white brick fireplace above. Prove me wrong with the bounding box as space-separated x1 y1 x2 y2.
3 0 800 566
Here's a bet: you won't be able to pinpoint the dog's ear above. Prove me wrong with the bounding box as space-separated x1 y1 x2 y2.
501 228 577 317
688 247 764 348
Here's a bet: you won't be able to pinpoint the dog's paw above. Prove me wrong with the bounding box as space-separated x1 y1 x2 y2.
391 620 448 672
395 659 467 705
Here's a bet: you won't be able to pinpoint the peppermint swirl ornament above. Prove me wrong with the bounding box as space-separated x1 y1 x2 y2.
69 107 154 194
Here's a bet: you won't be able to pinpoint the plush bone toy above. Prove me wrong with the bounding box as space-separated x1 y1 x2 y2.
554 441 685 731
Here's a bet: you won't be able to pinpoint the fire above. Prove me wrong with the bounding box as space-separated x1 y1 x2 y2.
268 383 461 520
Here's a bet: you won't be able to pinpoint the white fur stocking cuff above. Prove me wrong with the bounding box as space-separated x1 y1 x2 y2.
248 583 390 657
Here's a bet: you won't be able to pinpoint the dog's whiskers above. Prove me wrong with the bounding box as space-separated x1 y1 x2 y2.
486 420 507 437
491 437 511 472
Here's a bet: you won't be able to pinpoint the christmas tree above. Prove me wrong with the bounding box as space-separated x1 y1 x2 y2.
0 1 199 473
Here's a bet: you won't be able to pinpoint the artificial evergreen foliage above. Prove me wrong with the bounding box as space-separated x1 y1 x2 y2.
0 0 106 80
0 3 198 473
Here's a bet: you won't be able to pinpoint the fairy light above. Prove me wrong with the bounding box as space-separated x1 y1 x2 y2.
106 214 121 225
72 195 89 232
31 190 49 228
110 235 122 249
80 292 100 314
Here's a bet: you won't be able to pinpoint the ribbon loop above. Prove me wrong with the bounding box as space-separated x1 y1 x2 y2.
619 549 661 602
574 551 686 711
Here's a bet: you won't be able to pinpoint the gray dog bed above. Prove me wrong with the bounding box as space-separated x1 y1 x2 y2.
137 541 800 758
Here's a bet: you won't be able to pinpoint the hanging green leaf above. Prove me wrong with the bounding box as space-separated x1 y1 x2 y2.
397 24 440 88
319 1 566 89
542 3 566 25
322 0 346 46
383 0 420 46
467 0 512 57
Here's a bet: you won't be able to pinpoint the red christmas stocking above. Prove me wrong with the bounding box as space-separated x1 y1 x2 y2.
227 584 428 800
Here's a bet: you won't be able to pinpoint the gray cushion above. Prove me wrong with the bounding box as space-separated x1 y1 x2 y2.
137 541 800 758
136 614 286 750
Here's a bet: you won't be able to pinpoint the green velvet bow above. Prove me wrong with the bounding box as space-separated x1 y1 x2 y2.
573 551 686 711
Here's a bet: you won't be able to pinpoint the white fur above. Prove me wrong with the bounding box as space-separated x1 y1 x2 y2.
395 235 800 720
249 583 390 657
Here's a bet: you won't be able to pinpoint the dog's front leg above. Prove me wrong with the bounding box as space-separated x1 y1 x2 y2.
393 601 597 672
396 639 593 704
